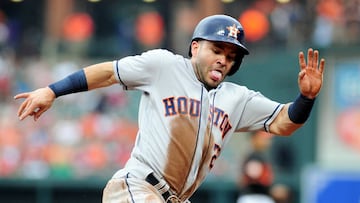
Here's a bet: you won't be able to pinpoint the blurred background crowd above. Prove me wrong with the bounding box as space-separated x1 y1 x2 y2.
0 0 359 202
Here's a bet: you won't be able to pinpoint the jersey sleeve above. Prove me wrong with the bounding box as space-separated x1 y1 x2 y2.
235 90 284 132
113 49 172 91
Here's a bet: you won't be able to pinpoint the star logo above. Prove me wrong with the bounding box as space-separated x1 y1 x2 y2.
227 24 239 39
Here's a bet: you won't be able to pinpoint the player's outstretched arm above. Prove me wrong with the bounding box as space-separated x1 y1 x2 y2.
269 48 325 136
14 62 117 121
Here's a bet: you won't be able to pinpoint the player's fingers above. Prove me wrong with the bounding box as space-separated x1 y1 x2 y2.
319 58 325 73
15 92 32 116
313 50 319 69
298 69 306 80
17 99 30 117
298 51 306 70
14 92 30 100
33 107 47 121
307 48 313 68
28 111 36 121
19 101 37 121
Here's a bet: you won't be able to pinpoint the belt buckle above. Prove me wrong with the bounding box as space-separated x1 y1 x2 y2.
166 195 182 203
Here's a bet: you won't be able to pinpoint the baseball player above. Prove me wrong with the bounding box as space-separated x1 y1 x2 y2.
14 15 325 203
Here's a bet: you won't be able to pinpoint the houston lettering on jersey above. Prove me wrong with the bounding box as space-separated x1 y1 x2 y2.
208 104 232 139
163 96 201 117
162 96 232 139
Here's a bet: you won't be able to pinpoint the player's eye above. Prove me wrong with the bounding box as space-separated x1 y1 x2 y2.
212 48 221 55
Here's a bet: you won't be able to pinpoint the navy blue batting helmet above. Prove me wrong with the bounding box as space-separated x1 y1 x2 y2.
189 15 249 76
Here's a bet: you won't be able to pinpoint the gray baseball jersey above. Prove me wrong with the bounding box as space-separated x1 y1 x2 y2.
112 49 283 200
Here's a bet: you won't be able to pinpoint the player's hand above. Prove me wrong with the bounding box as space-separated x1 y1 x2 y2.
297 48 325 99
14 87 56 121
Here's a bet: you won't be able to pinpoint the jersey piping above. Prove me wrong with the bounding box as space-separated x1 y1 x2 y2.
263 103 282 132
125 172 135 203
114 60 127 90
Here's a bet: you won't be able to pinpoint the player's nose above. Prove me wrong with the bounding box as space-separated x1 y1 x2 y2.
216 54 226 66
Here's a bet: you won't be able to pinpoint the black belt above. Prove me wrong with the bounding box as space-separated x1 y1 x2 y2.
146 173 172 201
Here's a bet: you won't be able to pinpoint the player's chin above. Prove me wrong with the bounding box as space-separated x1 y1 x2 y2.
206 79 222 89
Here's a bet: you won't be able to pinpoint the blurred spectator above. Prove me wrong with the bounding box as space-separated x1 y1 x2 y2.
312 0 345 47
0 113 21 176
0 54 13 102
270 183 292 203
344 0 360 44
270 0 306 46
236 131 275 203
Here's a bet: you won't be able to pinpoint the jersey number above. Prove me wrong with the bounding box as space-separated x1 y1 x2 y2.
209 143 221 169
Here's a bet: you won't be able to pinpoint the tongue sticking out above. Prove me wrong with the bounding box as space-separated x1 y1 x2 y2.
210 70 222 81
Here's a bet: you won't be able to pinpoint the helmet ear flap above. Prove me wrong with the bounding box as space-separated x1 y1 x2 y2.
188 45 192 57
228 54 244 76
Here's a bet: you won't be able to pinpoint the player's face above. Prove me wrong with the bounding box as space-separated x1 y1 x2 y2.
191 40 237 89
